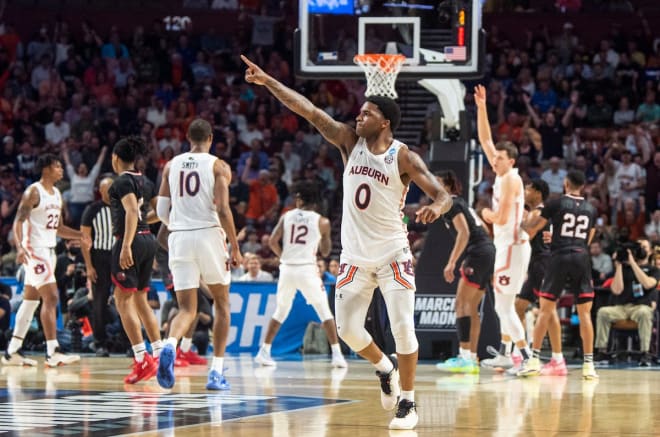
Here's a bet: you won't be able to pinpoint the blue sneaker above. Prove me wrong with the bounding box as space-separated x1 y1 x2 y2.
206 369 230 390
157 344 176 388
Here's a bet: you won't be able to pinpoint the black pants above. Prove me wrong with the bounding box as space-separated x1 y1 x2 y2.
91 249 113 347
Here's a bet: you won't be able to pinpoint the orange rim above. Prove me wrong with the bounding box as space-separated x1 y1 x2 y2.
353 54 406 73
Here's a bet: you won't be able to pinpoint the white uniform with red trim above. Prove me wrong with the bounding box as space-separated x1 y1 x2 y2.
334 138 418 355
166 152 230 290
492 168 531 295
22 182 62 288
272 209 333 323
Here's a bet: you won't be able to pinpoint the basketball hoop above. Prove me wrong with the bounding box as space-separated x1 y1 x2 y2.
353 54 406 99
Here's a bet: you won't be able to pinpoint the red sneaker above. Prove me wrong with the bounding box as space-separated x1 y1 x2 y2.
179 349 208 365
124 354 158 384
540 358 568 376
174 349 190 367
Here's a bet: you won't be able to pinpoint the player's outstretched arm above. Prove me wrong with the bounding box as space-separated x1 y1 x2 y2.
241 54 358 157
398 147 451 224
12 186 38 264
474 85 496 166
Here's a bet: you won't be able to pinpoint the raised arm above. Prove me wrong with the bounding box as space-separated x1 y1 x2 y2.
214 159 243 267
241 55 358 159
522 92 542 128
398 147 451 224
12 186 39 264
474 85 497 166
561 91 579 127
318 216 332 258
89 146 108 180
62 145 76 179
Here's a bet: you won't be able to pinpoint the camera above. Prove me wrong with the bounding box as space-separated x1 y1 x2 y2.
615 241 647 263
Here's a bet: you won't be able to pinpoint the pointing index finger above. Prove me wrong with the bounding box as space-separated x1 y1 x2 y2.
240 54 255 67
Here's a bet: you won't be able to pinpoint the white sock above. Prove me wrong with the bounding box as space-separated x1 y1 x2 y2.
374 354 394 374
459 347 471 360
262 343 272 354
212 356 224 372
133 343 146 363
471 352 477 361
8 300 40 354
151 340 163 357
552 352 564 362
401 390 414 402
46 340 59 357
330 343 342 356
180 337 193 353
166 337 178 349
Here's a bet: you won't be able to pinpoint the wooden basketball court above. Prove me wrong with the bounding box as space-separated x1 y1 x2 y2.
1 355 658 436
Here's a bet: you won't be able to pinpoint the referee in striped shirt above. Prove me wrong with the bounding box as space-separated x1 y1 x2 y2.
81 177 114 357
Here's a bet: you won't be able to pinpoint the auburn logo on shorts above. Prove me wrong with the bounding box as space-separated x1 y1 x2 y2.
498 275 510 286
34 264 45 275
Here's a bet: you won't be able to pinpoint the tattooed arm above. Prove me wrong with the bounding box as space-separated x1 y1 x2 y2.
241 55 358 160
12 186 39 264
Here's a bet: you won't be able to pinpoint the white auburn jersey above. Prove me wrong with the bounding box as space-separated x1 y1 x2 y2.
22 182 62 249
168 152 222 231
492 168 529 246
280 208 321 265
341 137 409 267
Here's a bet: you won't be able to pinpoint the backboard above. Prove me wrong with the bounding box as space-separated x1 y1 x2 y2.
295 0 485 80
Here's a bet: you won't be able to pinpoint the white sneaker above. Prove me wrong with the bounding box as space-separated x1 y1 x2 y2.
517 357 541 377
389 399 418 430
582 362 599 380
1 351 37 367
481 354 514 370
377 354 400 411
45 349 80 368
331 354 347 368
254 348 276 367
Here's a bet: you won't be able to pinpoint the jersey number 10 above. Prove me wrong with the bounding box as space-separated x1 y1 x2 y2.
179 171 200 197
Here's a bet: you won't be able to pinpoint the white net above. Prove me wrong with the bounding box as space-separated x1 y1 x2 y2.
353 54 406 99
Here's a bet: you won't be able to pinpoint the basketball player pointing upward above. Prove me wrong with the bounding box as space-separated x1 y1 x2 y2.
243 55 451 431
474 85 533 373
